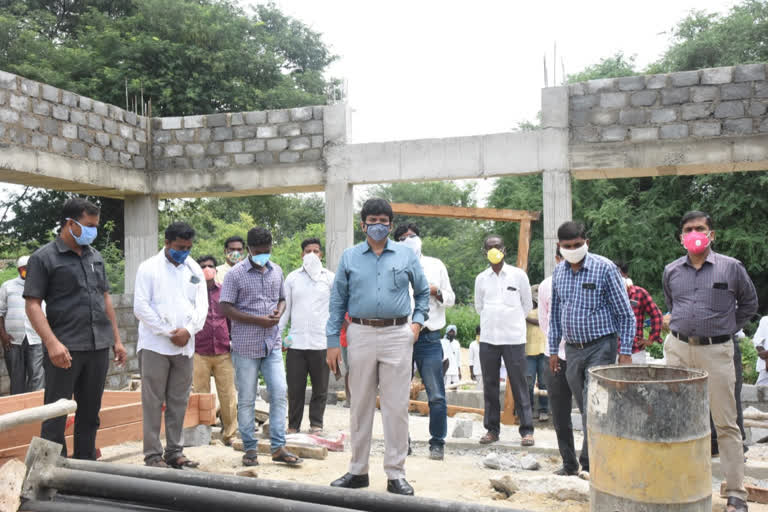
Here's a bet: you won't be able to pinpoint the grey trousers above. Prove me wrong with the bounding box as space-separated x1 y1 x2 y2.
140 349 193 462
347 322 413 480
4 337 44 394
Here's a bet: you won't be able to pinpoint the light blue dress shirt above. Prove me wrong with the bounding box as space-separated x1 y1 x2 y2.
326 238 430 348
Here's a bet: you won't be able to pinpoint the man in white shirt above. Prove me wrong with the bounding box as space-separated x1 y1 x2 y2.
215 236 246 284
395 223 455 461
134 222 208 469
468 325 482 389
442 325 461 387
474 234 534 447
278 238 335 434
0 255 45 394
753 317 768 387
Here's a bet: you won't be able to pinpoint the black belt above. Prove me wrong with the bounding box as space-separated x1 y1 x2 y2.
349 317 408 328
672 331 731 345
567 333 614 350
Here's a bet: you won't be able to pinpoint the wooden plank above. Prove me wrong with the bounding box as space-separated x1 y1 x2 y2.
409 400 484 417
391 203 540 222
232 439 328 460
516 219 532 273
720 482 768 504
0 392 44 415
500 379 519 426
101 391 142 407
197 393 215 411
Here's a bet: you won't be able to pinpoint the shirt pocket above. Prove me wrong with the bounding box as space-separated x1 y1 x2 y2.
50 261 82 296
702 286 734 314
389 268 410 291
576 285 601 311
502 286 520 308
93 261 107 293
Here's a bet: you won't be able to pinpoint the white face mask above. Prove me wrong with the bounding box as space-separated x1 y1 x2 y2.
624 277 633 289
400 235 422 259
302 252 323 280
559 243 588 264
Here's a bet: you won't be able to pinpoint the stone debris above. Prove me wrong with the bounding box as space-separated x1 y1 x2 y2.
452 419 474 438
490 476 519 497
519 454 540 471
482 452 540 471
0 459 26 512
490 474 589 502
236 468 259 478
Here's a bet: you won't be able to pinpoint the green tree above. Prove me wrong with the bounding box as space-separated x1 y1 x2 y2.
566 52 637 83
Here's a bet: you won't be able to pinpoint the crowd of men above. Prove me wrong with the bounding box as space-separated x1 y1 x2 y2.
0 196 763 511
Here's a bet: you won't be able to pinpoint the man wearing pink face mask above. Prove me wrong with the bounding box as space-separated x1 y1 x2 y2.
663 210 758 512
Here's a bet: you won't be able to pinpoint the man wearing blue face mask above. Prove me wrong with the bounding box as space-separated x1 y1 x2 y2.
134 222 208 468
220 227 302 467
326 198 430 496
23 198 127 459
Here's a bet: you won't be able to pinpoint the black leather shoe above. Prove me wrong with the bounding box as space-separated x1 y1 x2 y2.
330 473 369 488
429 445 444 460
387 478 414 496
553 466 579 476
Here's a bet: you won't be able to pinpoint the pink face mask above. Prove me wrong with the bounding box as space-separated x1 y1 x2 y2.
682 231 710 254
202 267 217 281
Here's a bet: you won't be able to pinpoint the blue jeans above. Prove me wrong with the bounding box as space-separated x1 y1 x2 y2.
412 329 447 448
232 349 287 453
526 354 549 413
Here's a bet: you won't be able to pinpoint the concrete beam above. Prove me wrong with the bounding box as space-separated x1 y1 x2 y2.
124 195 158 293
325 129 568 185
149 162 326 198
569 134 768 179
0 145 149 198
324 183 354 272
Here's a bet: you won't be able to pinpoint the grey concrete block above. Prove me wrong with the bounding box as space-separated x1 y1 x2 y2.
586 78 615 93
119 125 133 140
125 111 138 126
135 129 147 143
9 128 27 144
630 127 658 142
268 110 289 123
152 145 164 158
572 412 583 431
669 70 699 87
721 83 752 100
0 108 18 123
289 136 311 150
266 138 288 151
223 140 243 153
213 127 233 141
570 94 598 111
0 71 17 89
61 91 77 107
646 74 668 89
51 137 68 153
172 157 189 168
734 63 766 82
191 157 212 169
32 100 50 116
451 419 473 438
213 155 230 167
630 90 657 107
79 96 93 111
21 115 40 130
103 119 118 135
691 86 718 102
70 111 86 125
570 110 588 126
234 125 257 139
20 79 40 97
205 142 222 155
104 148 118 163
133 156 146 169
617 76 645 91
108 105 124 122
119 152 132 166
290 107 313 121
70 142 86 157
601 125 627 142
161 117 182 130
650 108 677 123
86 113 102 130
619 109 646 125
313 106 324 120
126 141 140 155
42 118 58 135
600 92 627 108
234 153 255 165
257 126 278 138
715 100 745 118
244 139 265 152
93 101 108 116
302 149 322 161
742 384 758 403
51 105 69 121
95 132 110 146
749 101 768 116
186 144 205 157
61 123 77 139
183 115 203 129
681 102 713 120
279 124 301 137
701 67 733 85
174 128 196 143
756 83 768 98
255 151 274 164
245 111 267 124
0 90 5 105
111 137 126 151
660 124 689 139
153 130 171 143
230 112 244 126
569 83 586 96
207 113 227 127
165 144 183 157
723 118 753 135
88 146 103 161
692 121 721 137
10 94 28 111
311 135 323 148
279 151 300 163
197 128 211 142
661 88 690 105
571 126 600 143
78 127 94 144
30 134 48 148
590 109 618 125
302 120 323 135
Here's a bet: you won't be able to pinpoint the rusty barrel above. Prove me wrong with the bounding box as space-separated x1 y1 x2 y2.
587 365 711 511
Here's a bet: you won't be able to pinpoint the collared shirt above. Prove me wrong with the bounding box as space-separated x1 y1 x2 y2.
416 255 455 332
548 253 635 356
753 316 768 374
538 275 566 359
23 237 114 351
468 340 481 375
326 239 429 348
0 277 43 345
525 309 546 356
663 250 758 338
215 263 234 285
134 250 208 358
474 263 532 345
221 259 285 359
442 337 461 376
277 266 335 351
625 285 663 353
196 283 230 356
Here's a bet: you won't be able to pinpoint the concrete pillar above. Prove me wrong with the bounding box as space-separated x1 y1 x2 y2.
324 183 354 272
540 86 572 276
124 195 158 294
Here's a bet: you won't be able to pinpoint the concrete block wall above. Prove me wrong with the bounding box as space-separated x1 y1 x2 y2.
569 64 768 144
0 71 149 169
150 107 325 170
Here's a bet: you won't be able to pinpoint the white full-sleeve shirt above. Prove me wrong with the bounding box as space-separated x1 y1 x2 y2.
474 263 532 345
538 275 566 360
133 250 208 358
277 267 334 351
419 255 455 332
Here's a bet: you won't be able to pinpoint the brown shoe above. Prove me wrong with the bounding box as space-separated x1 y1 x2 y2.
479 431 499 444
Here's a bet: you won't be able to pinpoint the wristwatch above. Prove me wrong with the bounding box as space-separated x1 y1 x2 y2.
436 289 443 301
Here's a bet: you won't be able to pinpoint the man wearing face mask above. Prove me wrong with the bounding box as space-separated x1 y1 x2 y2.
663 211 758 512
23 198 127 459
193 255 238 446
394 222 455 461
216 236 246 284
220 227 302 467
278 238 334 435
548 221 635 478
1 255 45 394
474 235 534 446
326 198 429 496
134 222 208 468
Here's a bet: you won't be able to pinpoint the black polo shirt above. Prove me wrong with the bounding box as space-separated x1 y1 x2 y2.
23 237 114 351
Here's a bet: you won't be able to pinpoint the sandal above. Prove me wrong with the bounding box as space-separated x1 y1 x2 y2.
726 496 748 512
286 428 299 434
242 449 259 467
479 431 499 444
272 447 303 466
145 456 169 468
309 426 323 435
521 435 535 447
166 454 200 469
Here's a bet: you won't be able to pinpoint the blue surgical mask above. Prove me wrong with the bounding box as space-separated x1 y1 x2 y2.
251 253 271 267
168 248 190 264
366 223 390 241
67 218 98 246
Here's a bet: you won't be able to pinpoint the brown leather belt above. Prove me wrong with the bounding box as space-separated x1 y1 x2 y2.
672 331 731 345
349 317 408 328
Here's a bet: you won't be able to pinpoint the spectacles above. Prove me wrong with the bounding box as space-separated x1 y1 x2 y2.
398 234 417 242
200 264 215 269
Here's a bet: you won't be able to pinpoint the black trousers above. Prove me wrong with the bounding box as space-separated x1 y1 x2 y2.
711 339 746 452
547 358 582 472
286 348 329 430
41 348 109 459
479 343 533 437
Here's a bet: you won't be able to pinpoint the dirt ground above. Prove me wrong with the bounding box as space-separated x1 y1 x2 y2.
99 401 768 512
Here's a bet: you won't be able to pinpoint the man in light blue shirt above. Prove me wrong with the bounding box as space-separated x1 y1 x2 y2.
326 198 429 496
